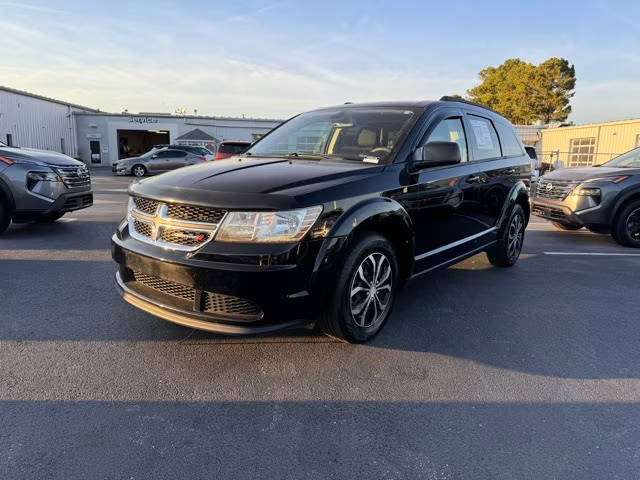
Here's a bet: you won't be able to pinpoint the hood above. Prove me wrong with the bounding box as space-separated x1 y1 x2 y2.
0 146 84 167
129 156 382 210
543 166 640 182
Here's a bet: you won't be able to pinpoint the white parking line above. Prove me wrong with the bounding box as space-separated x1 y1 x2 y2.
544 252 640 256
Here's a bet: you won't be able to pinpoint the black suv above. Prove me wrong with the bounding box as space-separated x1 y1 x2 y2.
112 98 531 342
532 146 640 247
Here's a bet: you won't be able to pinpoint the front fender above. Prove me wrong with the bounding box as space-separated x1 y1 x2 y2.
309 197 414 290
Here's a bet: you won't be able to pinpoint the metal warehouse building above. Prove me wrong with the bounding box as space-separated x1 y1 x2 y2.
542 118 640 168
0 86 98 156
1 86 282 166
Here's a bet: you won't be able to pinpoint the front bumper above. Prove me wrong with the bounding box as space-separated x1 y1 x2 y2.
111 233 329 334
531 194 613 231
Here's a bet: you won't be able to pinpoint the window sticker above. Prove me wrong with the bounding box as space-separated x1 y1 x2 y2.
469 119 494 150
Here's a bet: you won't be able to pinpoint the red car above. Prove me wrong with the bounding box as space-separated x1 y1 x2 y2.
215 141 251 160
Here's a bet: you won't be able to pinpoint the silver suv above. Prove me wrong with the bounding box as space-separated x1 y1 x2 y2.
0 140 93 234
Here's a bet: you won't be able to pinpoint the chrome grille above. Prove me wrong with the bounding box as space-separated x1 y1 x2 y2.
133 271 195 301
133 219 153 238
535 180 577 200
166 204 226 223
204 292 262 318
132 197 160 215
128 196 227 251
160 228 214 247
55 165 91 188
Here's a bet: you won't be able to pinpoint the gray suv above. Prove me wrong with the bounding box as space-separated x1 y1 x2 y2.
0 140 93 234
112 148 206 177
532 146 640 247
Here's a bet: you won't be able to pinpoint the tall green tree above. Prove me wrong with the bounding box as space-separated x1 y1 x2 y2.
467 58 576 124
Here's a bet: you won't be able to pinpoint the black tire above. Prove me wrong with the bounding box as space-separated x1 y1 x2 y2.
0 198 11 234
319 232 398 343
612 199 640 248
132 164 146 177
487 204 525 267
551 221 582 231
38 211 65 222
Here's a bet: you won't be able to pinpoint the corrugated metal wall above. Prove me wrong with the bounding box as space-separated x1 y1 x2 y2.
542 119 640 166
0 90 81 157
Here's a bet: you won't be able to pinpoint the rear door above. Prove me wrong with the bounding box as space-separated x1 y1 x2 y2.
166 150 189 169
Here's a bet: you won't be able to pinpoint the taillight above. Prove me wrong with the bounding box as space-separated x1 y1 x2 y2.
0 156 14 165
200 157 206 162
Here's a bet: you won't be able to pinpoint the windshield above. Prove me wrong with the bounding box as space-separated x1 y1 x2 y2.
247 107 418 163
601 147 640 168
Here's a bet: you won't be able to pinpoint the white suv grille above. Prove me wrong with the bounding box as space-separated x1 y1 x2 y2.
128 196 227 251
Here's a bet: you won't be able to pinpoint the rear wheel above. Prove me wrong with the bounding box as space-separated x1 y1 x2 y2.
487 204 525 267
612 199 640 248
551 221 582 231
0 198 11 234
319 233 398 343
132 165 146 177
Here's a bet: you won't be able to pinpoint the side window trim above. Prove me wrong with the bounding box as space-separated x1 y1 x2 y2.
463 113 503 162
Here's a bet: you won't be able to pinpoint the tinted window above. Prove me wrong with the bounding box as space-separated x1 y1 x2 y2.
157 150 185 158
426 117 468 162
467 115 501 160
219 143 249 154
496 123 524 157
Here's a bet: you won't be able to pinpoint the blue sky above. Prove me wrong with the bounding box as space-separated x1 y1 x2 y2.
2 0 638 123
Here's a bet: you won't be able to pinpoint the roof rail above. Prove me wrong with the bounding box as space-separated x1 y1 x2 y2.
439 96 500 115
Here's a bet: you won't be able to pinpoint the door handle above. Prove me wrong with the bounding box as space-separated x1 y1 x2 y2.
467 175 481 183
504 168 516 175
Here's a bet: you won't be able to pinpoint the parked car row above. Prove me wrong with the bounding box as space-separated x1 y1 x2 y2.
113 141 252 177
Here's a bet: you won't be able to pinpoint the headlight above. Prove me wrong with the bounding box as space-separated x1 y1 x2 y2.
216 206 323 243
26 170 62 190
573 187 601 196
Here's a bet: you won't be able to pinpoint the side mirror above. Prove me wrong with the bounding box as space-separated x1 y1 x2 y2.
411 141 461 172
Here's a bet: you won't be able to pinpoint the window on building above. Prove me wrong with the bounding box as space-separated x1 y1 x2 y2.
6 134 13 147
568 137 596 166
635 134 640 148
467 115 501 160
60 138 66 155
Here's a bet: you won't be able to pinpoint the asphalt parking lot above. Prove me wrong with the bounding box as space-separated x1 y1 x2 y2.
1 169 639 479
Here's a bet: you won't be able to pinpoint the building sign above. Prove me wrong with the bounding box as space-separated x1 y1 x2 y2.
86 133 102 139
128 116 159 124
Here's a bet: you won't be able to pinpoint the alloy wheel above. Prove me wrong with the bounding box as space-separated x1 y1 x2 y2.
507 213 524 261
349 252 393 328
626 208 640 241
133 166 145 177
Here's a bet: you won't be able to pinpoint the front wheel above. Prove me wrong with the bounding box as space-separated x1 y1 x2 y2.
551 221 582 231
132 165 146 177
612 200 640 248
319 233 398 343
0 199 11 234
487 204 525 267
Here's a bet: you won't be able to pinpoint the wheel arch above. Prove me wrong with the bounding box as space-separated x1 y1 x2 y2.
316 197 415 285
497 181 530 233
612 188 640 227
0 177 16 212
